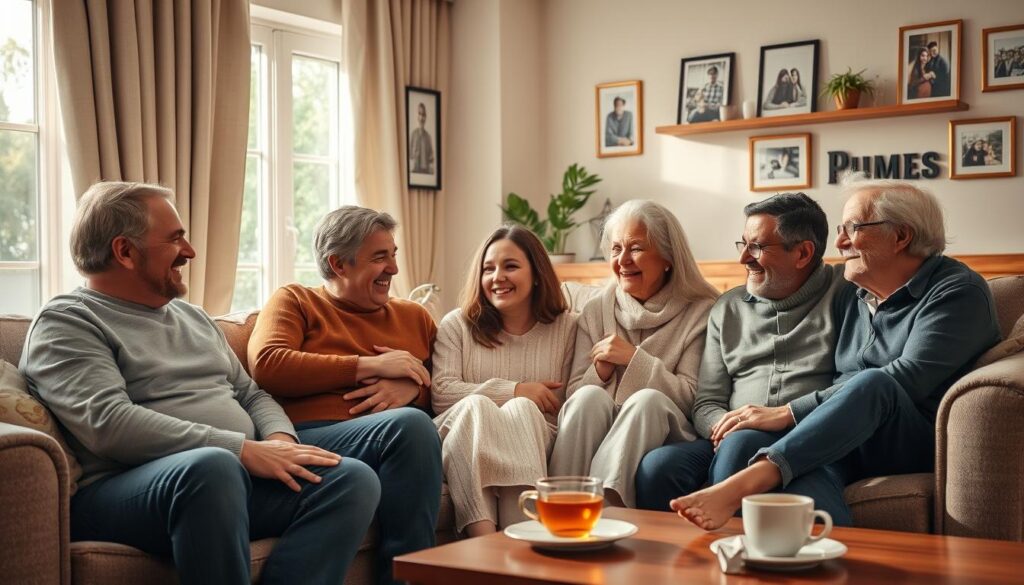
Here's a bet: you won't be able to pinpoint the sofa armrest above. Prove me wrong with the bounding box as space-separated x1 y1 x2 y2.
935 351 1024 541
0 421 71 584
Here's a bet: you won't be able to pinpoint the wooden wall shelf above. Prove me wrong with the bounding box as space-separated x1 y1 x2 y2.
655 100 969 138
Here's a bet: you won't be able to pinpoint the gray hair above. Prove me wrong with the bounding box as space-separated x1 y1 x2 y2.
70 181 173 274
601 199 719 302
313 206 398 279
743 193 828 265
841 172 947 257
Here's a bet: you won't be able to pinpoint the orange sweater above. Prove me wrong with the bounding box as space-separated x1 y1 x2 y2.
248 284 437 423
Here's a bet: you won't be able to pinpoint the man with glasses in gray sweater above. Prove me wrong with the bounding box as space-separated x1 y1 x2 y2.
19 181 441 585
636 193 849 517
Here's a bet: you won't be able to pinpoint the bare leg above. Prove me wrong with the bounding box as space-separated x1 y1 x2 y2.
669 458 782 531
464 520 497 538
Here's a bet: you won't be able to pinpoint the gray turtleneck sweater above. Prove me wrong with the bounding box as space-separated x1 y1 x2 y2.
692 263 849 439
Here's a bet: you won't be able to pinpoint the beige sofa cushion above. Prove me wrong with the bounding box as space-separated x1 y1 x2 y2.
0 360 82 493
844 473 933 534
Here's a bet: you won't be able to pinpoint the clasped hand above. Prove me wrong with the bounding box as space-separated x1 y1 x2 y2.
361 344 430 387
343 377 420 415
590 334 635 381
514 381 563 414
710 404 794 448
240 435 341 492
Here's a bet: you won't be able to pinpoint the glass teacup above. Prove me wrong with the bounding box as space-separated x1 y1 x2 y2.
518 476 604 538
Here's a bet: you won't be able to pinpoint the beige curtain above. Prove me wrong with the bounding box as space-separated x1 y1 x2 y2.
343 0 450 296
52 0 251 315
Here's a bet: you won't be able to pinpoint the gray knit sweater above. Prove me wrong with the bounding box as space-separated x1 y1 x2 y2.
692 263 849 439
19 288 296 487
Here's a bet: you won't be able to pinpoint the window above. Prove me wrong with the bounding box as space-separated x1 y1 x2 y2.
0 0 65 315
232 12 353 313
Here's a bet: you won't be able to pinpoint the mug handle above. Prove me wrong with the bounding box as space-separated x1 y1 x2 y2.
518 490 541 521
807 510 833 543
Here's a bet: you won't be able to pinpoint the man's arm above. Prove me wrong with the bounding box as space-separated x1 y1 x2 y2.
692 308 732 439
22 309 246 463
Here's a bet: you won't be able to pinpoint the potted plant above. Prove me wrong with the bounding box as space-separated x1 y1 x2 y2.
500 164 602 263
821 68 876 110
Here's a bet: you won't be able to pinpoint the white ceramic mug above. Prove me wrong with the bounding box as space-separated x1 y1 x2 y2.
741 494 832 557
742 100 756 119
718 105 731 121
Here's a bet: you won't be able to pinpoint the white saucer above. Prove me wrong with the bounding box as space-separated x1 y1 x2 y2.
503 518 638 552
710 535 847 571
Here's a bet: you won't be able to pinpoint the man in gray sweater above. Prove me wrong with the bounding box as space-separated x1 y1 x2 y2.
19 182 437 585
636 193 848 516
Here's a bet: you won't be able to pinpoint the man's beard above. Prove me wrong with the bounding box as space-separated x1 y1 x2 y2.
139 253 187 300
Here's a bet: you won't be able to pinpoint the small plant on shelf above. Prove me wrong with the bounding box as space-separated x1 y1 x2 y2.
500 163 602 257
821 68 876 110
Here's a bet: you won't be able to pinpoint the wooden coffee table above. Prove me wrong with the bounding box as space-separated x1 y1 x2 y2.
395 507 1024 584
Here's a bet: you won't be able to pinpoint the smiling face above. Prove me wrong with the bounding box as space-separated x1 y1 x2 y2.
740 214 805 299
609 218 670 302
332 228 398 311
836 189 899 294
481 238 534 317
136 196 195 302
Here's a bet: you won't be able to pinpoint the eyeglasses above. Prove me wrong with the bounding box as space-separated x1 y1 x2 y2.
835 220 890 238
734 241 785 259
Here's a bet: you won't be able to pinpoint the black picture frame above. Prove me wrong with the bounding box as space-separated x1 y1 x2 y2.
406 86 441 190
677 52 735 124
757 40 819 118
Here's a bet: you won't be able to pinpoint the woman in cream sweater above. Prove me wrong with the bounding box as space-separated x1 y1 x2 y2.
432 226 576 537
548 200 719 508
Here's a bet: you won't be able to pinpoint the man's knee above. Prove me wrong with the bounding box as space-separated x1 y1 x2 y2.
387 408 441 447
320 457 382 511
171 447 249 509
837 370 902 405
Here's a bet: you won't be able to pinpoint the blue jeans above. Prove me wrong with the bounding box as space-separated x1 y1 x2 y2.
71 408 441 585
635 439 713 511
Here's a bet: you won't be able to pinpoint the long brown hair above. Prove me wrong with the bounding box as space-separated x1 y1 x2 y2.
459 225 568 348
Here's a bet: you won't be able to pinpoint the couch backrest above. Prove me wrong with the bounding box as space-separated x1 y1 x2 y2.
0 315 31 367
214 311 260 373
988 276 1024 339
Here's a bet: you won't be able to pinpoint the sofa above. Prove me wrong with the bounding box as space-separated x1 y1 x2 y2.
2 276 1023 584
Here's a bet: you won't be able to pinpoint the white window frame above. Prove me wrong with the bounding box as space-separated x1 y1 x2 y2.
238 7 351 309
0 0 71 314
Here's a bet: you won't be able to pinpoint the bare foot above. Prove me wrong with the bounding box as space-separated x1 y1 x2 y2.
669 483 743 531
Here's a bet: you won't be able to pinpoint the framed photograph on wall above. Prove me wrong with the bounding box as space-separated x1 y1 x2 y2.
677 52 734 124
749 133 812 192
898 19 962 104
596 80 643 158
949 116 1016 179
982 24 1024 92
406 86 441 190
757 40 818 118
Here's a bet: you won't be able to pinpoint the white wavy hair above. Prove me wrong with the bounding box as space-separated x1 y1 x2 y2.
601 199 719 301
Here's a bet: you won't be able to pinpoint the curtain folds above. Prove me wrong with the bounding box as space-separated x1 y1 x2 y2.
52 0 251 315
343 0 450 296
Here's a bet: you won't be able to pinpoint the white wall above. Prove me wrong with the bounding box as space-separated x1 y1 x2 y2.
444 0 1024 312
542 0 1024 261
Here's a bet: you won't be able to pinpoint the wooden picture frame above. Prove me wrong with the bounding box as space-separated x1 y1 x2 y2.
949 116 1016 179
982 24 1024 92
406 86 441 190
596 80 643 158
677 52 734 124
757 40 819 118
898 19 962 104
749 133 812 192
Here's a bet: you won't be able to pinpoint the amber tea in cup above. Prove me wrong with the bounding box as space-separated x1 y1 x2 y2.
518 476 603 537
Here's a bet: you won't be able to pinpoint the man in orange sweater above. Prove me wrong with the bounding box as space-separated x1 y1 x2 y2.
249 206 441 585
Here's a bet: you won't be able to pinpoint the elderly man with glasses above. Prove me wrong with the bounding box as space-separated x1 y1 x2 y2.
668 175 1001 531
636 192 848 514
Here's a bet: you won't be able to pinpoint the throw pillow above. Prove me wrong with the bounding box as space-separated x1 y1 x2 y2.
973 313 1024 369
0 359 82 494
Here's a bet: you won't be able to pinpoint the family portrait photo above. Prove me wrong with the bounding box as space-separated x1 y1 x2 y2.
949 116 1017 179
749 133 812 192
983 23 1024 92
677 52 734 124
596 80 643 158
899 20 961 103
757 40 818 118
406 86 441 190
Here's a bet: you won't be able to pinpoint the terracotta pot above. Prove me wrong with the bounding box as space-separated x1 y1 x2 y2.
834 89 861 110
548 253 576 264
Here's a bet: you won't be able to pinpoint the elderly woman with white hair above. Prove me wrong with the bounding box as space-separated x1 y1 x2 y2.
247 206 442 585
548 200 719 508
